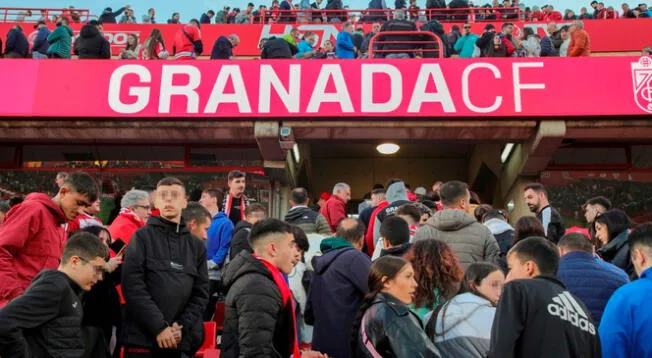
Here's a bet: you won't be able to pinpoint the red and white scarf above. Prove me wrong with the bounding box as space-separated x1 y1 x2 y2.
222 193 247 219
119 207 146 227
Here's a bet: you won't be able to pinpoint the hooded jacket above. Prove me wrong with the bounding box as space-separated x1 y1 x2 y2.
221 252 297 358
4 27 29 57
206 211 235 280
305 238 371 358
370 181 410 259
284 206 332 236
107 210 145 246
597 230 633 277
32 27 52 55
379 243 414 261
121 216 209 353
489 276 601 358
228 220 254 261
413 209 500 270
74 24 111 59
261 37 299 59
47 24 74 58
0 193 67 307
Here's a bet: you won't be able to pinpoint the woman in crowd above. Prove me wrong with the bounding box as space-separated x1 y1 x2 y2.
515 27 541 57
296 31 318 58
512 216 545 246
139 29 169 60
119 33 140 59
595 209 634 276
352 256 438 357
428 262 505 357
411 239 463 322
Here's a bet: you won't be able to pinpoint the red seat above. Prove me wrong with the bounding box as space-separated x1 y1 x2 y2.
195 321 217 357
213 301 226 332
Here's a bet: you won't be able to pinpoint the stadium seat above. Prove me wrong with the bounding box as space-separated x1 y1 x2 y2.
195 321 217 357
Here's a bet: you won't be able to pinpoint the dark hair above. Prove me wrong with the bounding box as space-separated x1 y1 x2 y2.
351 256 410 356
469 191 481 205
248 218 292 247
0 200 10 214
522 27 535 39
380 216 410 246
524 182 547 196
291 187 309 205
77 226 112 251
245 203 266 217
558 233 593 253
62 232 109 264
372 183 384 190
459 262 502 301
412 239 463 311
207 10 216 15
594 209 631 242
501 22 514 29
290 225 310 253
509 237 560 276
395 204 421 224
173 12 180 16
423 191 440 202
157 177 185 190
583 196 612 211
440 181 469 207
513 216 545 246
482 209 508 223
189 18 200 27
336 219 366 245
88 19 101 26
474 204 493 222
228 170 246 181
203 188 224 203
628 223 652 252
63 172 99 202
146 29 165 58
182 202 212 225
560 24 570 32
125 33 139 51
371 188 386 196
9 196 23 208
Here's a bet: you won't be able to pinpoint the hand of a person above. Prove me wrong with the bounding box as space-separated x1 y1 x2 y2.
171 322 183 344
125 4 131 9
104 256 123 273
156 327 177 349
301 350 329 358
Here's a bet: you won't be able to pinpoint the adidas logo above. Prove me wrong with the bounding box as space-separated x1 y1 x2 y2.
547 291 596 335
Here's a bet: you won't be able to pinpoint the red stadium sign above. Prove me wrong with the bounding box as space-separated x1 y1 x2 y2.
0 19 650 56
0 57 650 118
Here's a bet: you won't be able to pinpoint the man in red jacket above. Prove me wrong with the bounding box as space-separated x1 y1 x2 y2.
173 19 203 60
108 189 151 247
319 182 351 232
0 171 98 307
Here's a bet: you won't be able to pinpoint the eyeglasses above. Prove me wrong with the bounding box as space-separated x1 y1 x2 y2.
78 257 106 275
464 26 472 29
135 205 151 210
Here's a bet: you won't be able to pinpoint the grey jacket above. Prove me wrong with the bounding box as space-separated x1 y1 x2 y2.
413 209 500 270
371 181 410 260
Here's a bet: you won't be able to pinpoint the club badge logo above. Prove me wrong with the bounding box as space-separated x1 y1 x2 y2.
632 56 652 114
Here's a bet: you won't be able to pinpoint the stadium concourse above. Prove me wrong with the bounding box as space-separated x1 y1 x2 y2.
1 2 652 358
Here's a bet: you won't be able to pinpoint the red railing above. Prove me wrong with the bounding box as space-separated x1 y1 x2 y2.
368 30 444 58
255 6 522 24
0 7 95 23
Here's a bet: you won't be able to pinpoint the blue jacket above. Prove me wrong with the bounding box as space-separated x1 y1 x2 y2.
454 34 479 58
210 36 233 59
5 28 29 57
557 251 629 324
206 212 234 277
32 27 51 55
305 239 371 358
336 31 355 59
600 267 652 358
296 39 314 58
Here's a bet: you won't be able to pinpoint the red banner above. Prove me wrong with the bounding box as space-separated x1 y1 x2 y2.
1 19 650 57
0 57 651 118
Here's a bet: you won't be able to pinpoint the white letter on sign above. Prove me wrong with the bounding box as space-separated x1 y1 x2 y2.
306 64 354 113
407 64 456 113
462 63 503 113
361 64 402 113
108 65 151 114
159 65 201 113
259 64 301 113
205 65 252 113
513 62 545 112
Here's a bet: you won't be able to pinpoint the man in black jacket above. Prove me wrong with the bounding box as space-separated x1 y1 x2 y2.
489 237 601 358
222 219 326 358
261 36 298 59
0 232 108 357
4 24 29 58
99 5 130 24
122 177 209 358
229 203 267 260
74 20 111 59
377 9 419 58
523 183 566 244
284 187 332 236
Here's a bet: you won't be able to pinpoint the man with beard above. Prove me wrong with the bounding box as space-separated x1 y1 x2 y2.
223 170 249 226
523 183 565 244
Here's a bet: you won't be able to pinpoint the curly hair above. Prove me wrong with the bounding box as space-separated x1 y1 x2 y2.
412 239 463 310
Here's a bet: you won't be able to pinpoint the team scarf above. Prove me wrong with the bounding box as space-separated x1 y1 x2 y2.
222 193 248 219
252 254 301 358
119 207 146 227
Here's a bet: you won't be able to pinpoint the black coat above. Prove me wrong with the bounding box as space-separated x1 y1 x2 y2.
228 220 253 261
98 7 126 24
221 252 296 358
420 20 450 58
0 270 86 357
121 216 209 354
426 0 446 8
4 27 29 57
261 37 298 59
356 293 438 357
211 35 234 59
597 230 634 278
377 20 419 56
82 269 122 344
537 205 566 244
74 24 111 59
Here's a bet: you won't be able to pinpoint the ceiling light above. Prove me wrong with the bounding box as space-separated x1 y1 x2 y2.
377 143 400 155
501 143 515 164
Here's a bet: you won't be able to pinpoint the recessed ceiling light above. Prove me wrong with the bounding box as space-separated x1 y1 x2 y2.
377 143 400 155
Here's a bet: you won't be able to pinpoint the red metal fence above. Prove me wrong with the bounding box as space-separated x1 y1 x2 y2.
0 7 94 23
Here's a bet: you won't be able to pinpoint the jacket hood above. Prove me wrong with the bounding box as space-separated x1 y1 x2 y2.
284 206 313 221
386 181 408 203
146 215 190 235
6 192 67 223
380 243 412 258
312 245 355 274
233 220 252 235
484 218 514 235
426 209 477 231
80 24 101 38
213 211 229 221
222 251 271 288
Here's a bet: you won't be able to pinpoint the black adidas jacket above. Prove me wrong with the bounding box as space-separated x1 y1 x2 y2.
489 276 601 358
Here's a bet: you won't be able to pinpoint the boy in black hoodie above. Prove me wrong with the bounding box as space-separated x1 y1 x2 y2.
74 20 111 59
122 177 209 358
489 237 601 358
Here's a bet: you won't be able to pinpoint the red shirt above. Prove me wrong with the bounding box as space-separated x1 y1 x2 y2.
319 196 347 233
108 210 145 246
173 25 201 60
66 213 103 233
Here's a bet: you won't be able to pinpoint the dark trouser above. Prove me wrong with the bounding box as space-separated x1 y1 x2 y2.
48 53 65 59
203 280 224 321
124 347 185 358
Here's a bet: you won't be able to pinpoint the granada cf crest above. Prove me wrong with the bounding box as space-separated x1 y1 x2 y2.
632 56 652 114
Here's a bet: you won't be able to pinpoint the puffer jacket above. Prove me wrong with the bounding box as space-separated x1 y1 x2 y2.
284 206 332 236
597 230 634 278
221 251 295 358
370 181 410 259
414 209 500 270
74 24 111 59
356 292 438 358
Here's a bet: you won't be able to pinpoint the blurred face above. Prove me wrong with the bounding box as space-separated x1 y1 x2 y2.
523 189 542 213
595 221 609 244
228 176 246 197
570 23 578 33
506 252 537 282
131 198 151 221
584 204 600 223
174 13 180 20
420 213 430 225
291 241 303 266
372 23 381 33
88 199 101 215
270 232 296 274
68 255 106 291
476 270 505 304
324 40 334 51
199 192 217 210
188 217 211 240
382 264 418 305
59 187 92 221
336 187 351 203
98 230 111 247
561 30 569 40
128 35 136 46
463 24 472 33
155 185 187 222
306 35 315 45
56 175 67 188
246 210 267 225
502 25 513 35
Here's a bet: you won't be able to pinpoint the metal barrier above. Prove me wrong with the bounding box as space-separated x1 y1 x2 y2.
0 7 94 23
367 30 444 58
256 6 522 24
